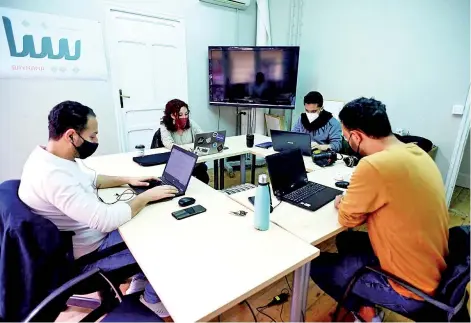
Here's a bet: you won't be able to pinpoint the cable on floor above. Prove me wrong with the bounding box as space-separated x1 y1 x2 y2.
244 300 257 322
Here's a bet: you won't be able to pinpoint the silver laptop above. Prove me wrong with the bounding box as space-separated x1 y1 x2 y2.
193 131 226 156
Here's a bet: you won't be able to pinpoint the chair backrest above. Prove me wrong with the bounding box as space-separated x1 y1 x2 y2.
435 225 470 320
0 180 73 321
151 128 164 149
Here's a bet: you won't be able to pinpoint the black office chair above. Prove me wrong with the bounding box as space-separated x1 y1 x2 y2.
150 128 165 149
333 225 470 322
0 180 135 322
24 268 163 322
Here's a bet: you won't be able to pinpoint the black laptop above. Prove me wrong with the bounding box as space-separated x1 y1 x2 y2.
133 152 171 166
129 145 198 202
265 148 343 211
271 130 312 156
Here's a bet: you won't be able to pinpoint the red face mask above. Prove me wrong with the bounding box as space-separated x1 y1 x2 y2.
175 117 188 130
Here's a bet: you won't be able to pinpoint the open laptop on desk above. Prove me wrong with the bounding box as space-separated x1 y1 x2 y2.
271 130 312 156
265 148 342 211
129 145 198 202
193 131 226 156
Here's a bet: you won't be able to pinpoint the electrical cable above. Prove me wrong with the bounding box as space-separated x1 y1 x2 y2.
272 200 283 211
79 160 136 204
285 276 292 292
217 106 221 131
244 300 257 322
256 305 277 322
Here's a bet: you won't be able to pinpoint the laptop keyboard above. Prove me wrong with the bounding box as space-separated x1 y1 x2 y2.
159 177 177 189
284 182 326 203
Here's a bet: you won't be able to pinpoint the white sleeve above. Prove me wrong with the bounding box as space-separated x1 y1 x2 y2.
160 125 175 149
191 120 204 139
45 170 132 233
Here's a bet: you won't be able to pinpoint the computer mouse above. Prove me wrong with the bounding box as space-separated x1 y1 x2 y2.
178 197 195 207
335 181 350 189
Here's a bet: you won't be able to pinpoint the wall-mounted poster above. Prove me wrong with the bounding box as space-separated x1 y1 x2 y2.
0 7 108 80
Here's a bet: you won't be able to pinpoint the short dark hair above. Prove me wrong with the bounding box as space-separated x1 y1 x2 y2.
48 101 96 140
339 97 392 138
304 91 323 107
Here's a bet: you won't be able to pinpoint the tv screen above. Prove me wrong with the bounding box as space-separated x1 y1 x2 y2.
208 46 300 109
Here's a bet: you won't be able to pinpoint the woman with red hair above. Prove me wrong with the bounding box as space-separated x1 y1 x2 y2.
159 99 209 184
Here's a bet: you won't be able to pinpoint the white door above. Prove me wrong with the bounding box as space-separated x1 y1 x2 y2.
107 9 188 152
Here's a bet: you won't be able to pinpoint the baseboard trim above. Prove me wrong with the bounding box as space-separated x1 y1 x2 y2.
456 172 470 189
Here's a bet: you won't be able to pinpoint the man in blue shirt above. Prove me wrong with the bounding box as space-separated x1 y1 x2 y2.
292 91 343 152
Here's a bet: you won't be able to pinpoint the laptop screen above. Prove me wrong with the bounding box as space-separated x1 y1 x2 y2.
271 130 312 156
163 146 197 191
266 148 308 196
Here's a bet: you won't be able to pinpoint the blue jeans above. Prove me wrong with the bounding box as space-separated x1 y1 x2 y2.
81 230 160 304
310 231 425 317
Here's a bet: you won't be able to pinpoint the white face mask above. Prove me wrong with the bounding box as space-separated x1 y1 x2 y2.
305 112 319 123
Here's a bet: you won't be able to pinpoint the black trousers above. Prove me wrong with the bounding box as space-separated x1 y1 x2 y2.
192 163 209 184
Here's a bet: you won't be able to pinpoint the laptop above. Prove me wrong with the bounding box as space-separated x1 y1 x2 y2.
193 131 226 156
271 130 312 156
129 145 198 202
133 152 171 167
265 148 343 211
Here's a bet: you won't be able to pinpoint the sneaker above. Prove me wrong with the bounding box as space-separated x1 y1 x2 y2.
140 295 170 318
353 308 385 322
125 276 147 295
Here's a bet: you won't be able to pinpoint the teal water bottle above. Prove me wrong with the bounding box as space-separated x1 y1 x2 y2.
254 174 270 231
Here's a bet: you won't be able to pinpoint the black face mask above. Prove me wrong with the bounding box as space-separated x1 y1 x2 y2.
347 133 363 158
72 134 98 159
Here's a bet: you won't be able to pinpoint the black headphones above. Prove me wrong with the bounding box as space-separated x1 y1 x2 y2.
343 155 359 168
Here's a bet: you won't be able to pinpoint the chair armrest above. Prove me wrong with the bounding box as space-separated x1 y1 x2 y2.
24 268 121 322
74 242 128 268
364 266 454 313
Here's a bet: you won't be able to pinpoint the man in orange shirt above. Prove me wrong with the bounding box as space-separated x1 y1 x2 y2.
310 97 449 321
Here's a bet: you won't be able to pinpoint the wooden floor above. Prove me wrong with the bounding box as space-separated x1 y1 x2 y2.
57 168 470 322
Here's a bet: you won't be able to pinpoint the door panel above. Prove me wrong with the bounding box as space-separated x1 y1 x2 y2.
109 10 188 152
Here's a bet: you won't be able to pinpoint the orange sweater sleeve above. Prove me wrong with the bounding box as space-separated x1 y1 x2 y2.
338 159 388 227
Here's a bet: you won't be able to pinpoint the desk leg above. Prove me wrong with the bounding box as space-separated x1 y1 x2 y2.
240 154 246 184
219 159 224 189
213 160 219 190
250 154 256 184
290 262 311 322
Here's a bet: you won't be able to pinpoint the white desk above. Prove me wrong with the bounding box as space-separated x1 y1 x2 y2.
249 135 321 172
95 161 319 322
226 162 353 246
181 135 256 189
82 148 169 177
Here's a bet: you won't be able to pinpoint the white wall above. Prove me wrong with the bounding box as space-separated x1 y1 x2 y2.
457 131 470 188
0 0 256 181
269 0 470 179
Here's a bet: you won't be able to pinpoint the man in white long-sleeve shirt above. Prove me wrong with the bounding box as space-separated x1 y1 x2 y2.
19 101 177 318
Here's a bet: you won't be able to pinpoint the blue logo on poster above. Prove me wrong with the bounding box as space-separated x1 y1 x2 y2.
2 16 81 60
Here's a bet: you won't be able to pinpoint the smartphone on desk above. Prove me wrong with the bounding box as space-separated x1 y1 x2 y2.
172 205 206 220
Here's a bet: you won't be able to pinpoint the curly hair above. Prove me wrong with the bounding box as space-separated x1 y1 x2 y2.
48 101 96 140
339 97 392 138
161 99 190 132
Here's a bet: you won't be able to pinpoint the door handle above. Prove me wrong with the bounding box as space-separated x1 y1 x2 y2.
119 89 130 108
